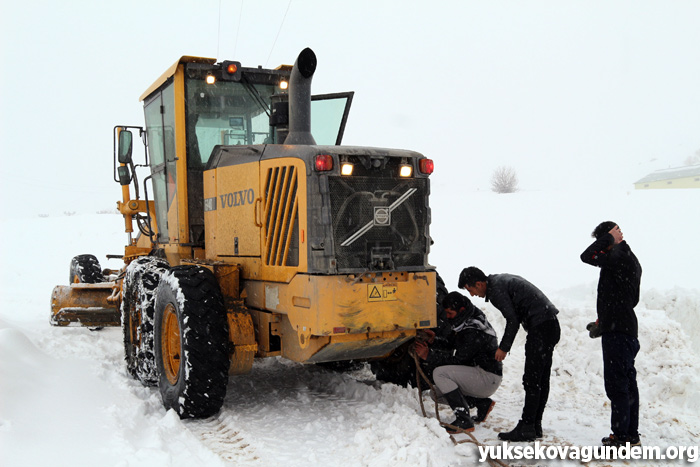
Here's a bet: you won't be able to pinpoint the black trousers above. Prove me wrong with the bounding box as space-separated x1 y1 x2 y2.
602 332 640 437
521 319 561 424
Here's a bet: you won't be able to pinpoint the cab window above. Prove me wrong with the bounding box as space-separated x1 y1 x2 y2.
185 77 277 168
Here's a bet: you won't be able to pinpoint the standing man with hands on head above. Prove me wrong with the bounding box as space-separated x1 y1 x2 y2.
581 221 642 447
458 267 560 442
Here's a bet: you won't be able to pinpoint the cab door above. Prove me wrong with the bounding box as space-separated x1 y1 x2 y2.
311 92 354 145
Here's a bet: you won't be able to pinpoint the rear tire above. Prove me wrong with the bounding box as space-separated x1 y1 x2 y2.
122 256 170 386
154 265 229 419
369 340 417 387
69 254 104 284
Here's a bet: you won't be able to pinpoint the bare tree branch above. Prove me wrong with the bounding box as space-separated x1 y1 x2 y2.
491 166 519 193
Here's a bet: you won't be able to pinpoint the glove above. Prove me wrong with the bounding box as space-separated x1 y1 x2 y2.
586 321 602 339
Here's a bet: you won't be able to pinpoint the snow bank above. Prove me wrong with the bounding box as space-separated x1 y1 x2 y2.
1 187 699 466
641 287 700 354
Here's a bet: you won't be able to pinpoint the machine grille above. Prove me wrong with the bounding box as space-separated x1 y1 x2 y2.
329 176 428 271
263 166 299 267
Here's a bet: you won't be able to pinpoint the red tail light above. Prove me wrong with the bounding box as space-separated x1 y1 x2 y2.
419 158 434 174
315 154 333 171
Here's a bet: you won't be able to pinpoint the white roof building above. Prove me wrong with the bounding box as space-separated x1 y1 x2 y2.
634 165 700 189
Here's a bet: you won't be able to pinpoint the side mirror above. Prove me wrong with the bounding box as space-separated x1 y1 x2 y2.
117 165 132 186
118 130 133 164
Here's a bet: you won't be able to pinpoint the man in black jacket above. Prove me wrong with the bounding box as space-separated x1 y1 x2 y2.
414 292 503 433
581 221 642 447
459 267 560 441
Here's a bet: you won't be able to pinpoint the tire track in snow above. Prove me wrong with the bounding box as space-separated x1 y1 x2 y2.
185 413 263 466
181 360 389 465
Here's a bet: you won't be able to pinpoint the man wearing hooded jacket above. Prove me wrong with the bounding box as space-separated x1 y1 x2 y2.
414 291 503 433
581 221 642 447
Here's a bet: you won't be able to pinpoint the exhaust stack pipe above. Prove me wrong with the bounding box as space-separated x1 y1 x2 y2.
284 48 317 145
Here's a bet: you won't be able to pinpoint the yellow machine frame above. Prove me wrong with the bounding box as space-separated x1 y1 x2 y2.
51 54 436 371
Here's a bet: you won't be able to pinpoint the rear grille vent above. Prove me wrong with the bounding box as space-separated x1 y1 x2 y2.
263 166 299 267
329 177 428 271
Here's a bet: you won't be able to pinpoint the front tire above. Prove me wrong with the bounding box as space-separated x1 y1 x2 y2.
122 256 170 386
69 254 104 284
154 265 229 419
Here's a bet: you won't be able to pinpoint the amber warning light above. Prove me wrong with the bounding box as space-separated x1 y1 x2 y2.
221 61 242 81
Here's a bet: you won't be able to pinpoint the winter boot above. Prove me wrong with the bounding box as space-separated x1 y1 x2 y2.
602 433 642 447
602 434 625 447
498 420 537 442
465 396 496 423
475 398 495 423
442 389 475 433
535 421 543 439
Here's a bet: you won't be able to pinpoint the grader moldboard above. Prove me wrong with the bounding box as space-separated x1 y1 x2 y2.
50 48 437 419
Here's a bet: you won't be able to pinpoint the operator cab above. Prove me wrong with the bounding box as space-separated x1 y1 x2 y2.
119 56 352 247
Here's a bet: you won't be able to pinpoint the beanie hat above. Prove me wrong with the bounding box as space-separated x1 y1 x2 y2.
593 221 617 239
442 291 472 311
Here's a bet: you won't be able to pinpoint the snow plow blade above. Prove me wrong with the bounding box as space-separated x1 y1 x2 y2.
50 283 121 327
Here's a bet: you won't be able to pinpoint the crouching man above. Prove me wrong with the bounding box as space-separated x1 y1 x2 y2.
414 291 503 433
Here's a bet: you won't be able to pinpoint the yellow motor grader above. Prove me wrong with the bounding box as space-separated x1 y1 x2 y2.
50 48 437 419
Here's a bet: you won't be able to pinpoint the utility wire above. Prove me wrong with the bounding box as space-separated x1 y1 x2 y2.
216 0 223 60
233 0 244 59
265 0 292 68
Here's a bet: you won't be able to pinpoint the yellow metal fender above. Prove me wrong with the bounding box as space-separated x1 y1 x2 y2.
244 271 436 363
227 310 257 375
246 271 437 337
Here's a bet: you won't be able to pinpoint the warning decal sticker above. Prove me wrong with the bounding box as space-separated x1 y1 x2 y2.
367 284 398 302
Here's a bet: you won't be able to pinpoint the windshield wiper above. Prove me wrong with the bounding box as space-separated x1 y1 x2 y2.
241 76 271 118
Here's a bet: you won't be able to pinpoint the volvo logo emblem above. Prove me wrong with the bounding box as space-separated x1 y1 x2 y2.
374 207 391 226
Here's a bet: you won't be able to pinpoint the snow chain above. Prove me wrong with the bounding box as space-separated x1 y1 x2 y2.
410 350 510 467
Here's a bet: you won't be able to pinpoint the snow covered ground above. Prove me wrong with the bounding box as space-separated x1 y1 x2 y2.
1 186 699 466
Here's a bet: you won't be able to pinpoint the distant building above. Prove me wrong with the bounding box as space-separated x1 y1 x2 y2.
634 165 700 190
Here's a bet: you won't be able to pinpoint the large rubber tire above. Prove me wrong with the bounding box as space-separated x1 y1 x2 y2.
369 340 417 388
69 254 104 284
154 265 229 419
122 256 170 386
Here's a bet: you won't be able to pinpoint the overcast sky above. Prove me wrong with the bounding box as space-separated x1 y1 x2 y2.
2 0 699 218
